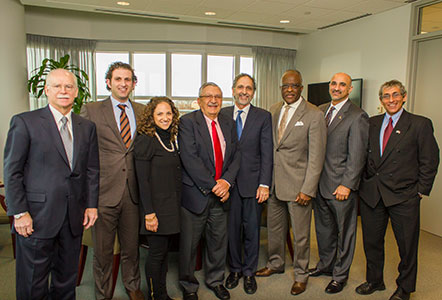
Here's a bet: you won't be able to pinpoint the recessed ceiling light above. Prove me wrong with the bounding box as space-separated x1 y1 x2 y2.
205 11 216 16
117 1 130 6
280 20 290 24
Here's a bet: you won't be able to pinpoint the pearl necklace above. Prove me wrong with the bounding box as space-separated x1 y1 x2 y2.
154 132 175 152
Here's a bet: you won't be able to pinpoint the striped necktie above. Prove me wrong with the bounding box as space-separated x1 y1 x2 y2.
118 104 131 148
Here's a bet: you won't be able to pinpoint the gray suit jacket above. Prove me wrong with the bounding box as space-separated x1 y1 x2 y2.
318 100 369 199
270 98 327 200
80 98 145 206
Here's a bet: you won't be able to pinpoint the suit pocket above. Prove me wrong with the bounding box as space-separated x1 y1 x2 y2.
26 192 46 203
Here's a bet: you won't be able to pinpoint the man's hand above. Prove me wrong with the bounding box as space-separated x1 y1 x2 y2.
83 208 98 229
295 192 311 206
256 186 270 203
212 179 230 198
14 212 34 237
220 191 230 203
145 213 158 232
333 185 351 201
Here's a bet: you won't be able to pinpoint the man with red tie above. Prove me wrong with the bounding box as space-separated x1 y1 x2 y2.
178 82 241 300
356 80 439 300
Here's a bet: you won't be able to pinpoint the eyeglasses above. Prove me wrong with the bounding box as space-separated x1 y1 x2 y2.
281 84 302 90
49 84 76 91
381 92 403 101
200 95 222 100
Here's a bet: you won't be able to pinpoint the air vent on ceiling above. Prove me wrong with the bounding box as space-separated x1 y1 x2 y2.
95 8 179 20
217 21 285 31
318 13 372 30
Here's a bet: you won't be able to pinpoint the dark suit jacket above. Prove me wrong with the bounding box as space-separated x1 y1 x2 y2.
80 98 145 206
220 105 273 198
318 100 369 198
178 110 241 214
359 110 439 208
4 106 100 238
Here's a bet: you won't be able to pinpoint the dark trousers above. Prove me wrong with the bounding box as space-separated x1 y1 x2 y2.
16 212 81 300
227 185 262 276
313 190 358 282
360 197 420 293
179 195 228 293
144 234 172 300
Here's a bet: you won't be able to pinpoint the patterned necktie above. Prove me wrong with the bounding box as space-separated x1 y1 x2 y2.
60 116 73 169
382 117 393 154
325 106 336 127
278 105 290 143
118 104 131 148
236 110 243 140
211 120 223 180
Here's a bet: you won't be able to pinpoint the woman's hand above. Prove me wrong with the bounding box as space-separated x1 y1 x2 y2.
145 213 158 232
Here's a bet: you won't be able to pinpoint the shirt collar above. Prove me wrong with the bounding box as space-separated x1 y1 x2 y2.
383 108 404 125
283 96 303 110
48 104 72 124
111 96 133 110
330 98 349 111
203 112 219 126
234 103 251 116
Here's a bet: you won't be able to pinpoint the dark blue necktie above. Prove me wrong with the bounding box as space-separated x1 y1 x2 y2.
236 110 243 139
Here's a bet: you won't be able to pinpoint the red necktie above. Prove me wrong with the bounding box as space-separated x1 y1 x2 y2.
211 120 223 180
382 117 393 154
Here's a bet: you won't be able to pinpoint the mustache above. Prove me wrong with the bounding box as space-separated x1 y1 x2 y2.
207 103 219 107
332 90 341 93
57 95 71 99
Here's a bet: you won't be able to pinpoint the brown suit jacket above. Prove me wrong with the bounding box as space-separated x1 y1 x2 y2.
80 97 145 206
270 98 327 200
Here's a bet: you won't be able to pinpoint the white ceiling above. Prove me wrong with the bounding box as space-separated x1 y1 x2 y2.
21 0 412 34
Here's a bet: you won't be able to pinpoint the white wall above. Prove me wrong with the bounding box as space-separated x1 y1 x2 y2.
297 5 412 116
24 6 300 50
0 0 29 180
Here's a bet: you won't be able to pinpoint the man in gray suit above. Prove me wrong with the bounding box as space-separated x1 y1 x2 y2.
256 70 327 296
81 62 145 300
309 72 369 294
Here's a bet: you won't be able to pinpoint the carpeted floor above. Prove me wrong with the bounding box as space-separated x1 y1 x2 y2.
1 216 441 300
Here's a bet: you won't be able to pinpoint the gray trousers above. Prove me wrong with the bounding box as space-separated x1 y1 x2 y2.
266 195 312 283
313 190 358 282
179 195 228 293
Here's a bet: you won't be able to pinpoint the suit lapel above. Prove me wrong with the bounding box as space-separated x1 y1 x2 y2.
219 113 232 171
240 105 257 143
327 100 352 134
279 99 306 145
371 115 383 166
379 111 411 166
102 98 127 150
71 113 82 170
40 106 70 169
196 110 215 167
272 101 284 145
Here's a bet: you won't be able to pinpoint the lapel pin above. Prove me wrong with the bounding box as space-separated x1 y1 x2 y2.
338 116 342 120
396 130 401 134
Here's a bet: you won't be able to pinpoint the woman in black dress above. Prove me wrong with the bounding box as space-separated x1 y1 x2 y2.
134 97 181 300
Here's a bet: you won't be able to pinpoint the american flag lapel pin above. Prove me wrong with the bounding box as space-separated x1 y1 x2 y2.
396 130 401 134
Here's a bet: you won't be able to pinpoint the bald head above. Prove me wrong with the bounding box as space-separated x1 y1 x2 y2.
329 72 353 104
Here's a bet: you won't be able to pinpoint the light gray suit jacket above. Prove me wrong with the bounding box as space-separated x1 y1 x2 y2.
270 98 327 201
318 100 369 199
80 98 145 206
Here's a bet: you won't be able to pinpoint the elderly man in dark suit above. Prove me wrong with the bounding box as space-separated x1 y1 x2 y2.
309 72 369 294
81 62 145 300
4 69 99 300
256 70 327 296
220 74 273 295
178 82 241 300
355 80 439 300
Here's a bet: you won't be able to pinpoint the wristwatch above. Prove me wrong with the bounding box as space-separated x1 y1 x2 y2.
14 212 26 219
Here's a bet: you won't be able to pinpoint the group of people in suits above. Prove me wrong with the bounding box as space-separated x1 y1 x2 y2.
3 62 439 300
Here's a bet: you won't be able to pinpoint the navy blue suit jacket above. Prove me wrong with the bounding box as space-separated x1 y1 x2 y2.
220 105 273 198
4 106 100 238
178 110 241 214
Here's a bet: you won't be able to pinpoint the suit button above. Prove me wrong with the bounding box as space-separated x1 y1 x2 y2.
122 168 126 172
376 173 379 176
276 149 279 152
389 174 393 177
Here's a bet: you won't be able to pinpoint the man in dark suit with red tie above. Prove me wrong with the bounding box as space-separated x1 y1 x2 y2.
356 80 439 300
178 82 241 300
220 74 273 295
4 69 99 300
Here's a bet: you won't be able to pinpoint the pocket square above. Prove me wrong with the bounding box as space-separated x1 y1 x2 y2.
295 121 304 126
